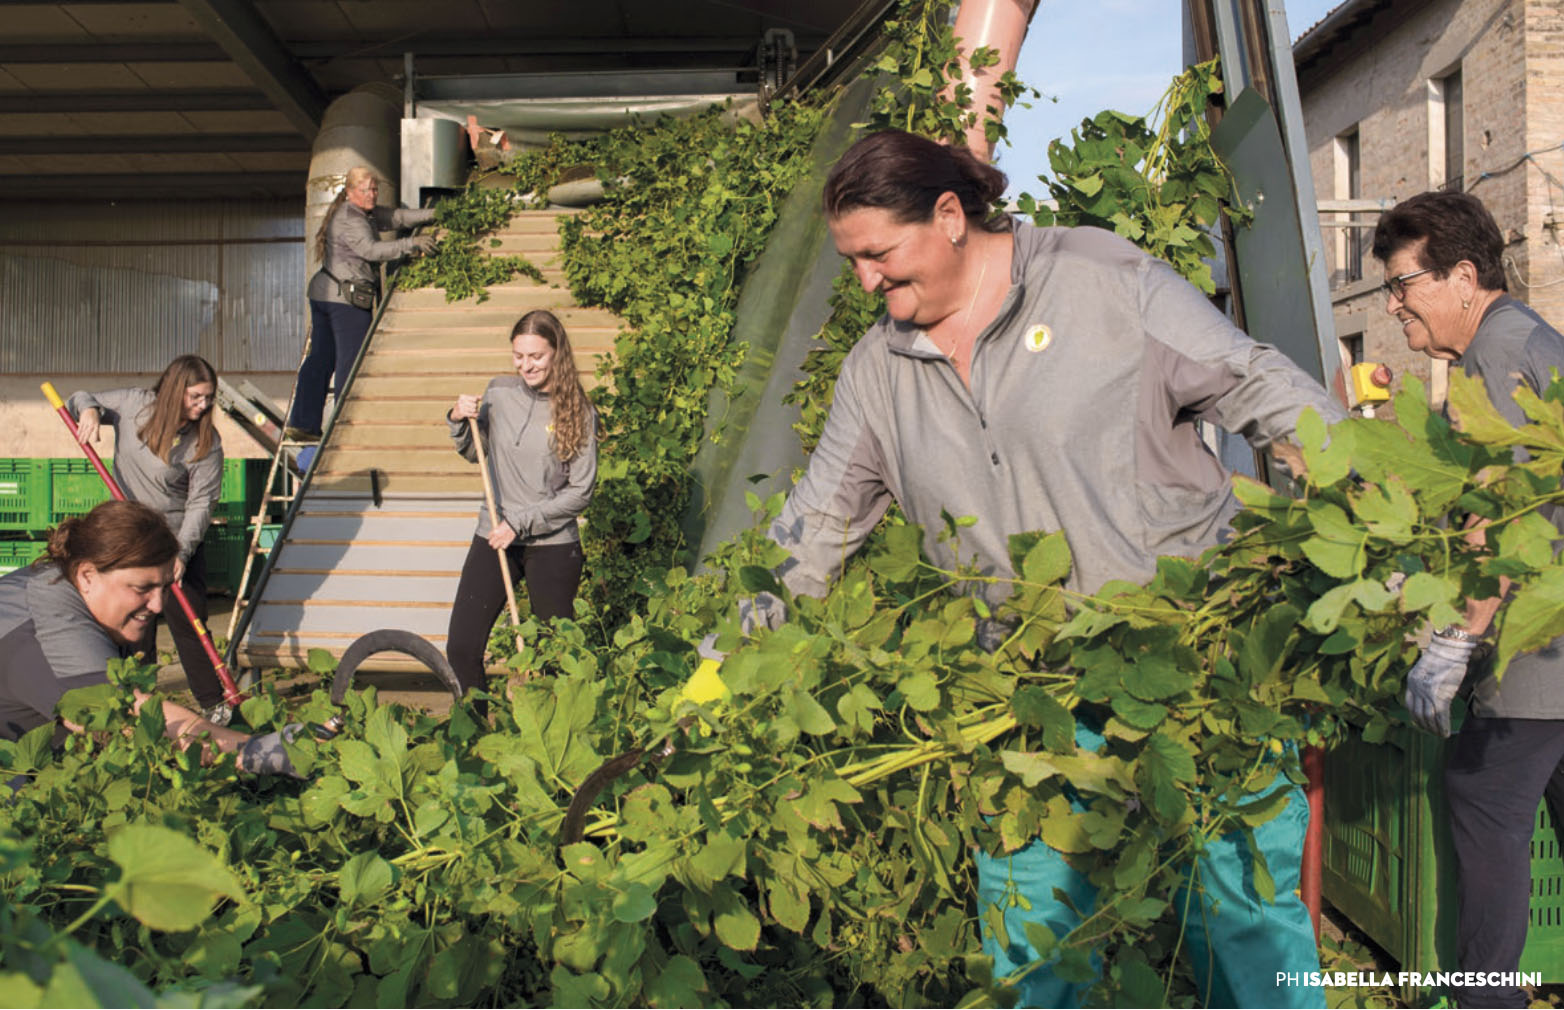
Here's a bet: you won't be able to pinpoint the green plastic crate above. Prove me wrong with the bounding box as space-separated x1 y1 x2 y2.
203 522 248 596
49 457 114 525
0 459 48 532
215 457 272 523
0 539 47 576
1323 716 1564 995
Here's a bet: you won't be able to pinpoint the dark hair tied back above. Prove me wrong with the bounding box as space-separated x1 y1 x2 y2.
41 499 179 583
823 129 1011 233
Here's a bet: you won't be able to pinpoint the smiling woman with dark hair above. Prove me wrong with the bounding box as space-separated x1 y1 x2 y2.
1372 189 1564 1009
750 128 1341 1007
0 500 298 779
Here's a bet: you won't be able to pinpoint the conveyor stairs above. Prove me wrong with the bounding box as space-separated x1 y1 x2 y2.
228 209 620 674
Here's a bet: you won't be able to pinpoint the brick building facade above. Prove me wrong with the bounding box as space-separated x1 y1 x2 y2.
1294 0 1564 403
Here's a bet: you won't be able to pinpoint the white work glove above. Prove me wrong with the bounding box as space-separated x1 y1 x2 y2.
1404 633 1476 737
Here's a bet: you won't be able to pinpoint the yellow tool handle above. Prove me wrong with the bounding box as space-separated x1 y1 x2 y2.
41 382 64 410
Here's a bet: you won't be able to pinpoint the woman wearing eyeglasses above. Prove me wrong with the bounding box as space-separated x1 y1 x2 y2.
65 355 231 723
1373 190 1564 1009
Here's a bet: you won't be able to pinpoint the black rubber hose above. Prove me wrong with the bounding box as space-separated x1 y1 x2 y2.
331 629 465 705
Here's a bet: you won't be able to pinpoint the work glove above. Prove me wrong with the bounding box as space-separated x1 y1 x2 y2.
738 590 787 636
406 233 437 255
1404 633 1476 737
238 723 308 778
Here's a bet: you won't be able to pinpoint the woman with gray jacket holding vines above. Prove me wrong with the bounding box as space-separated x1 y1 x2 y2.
445 310 598 703
285 165 436 440
66 355 228 720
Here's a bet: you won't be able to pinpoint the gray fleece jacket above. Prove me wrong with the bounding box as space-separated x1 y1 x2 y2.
770 222 1345 608
447 376 597 545
306 203 437 305
65 386 223 562
0 562 125 741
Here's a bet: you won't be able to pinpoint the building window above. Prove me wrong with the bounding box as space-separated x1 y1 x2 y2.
1334 129 1363 284
1341 332 1363 367
1430 68 1464 191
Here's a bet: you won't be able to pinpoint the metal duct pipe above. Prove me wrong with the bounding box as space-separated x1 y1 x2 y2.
304 82 403 282
948 0 1040 160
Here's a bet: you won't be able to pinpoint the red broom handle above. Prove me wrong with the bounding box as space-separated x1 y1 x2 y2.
1300 743 1325 939
41 382 244 707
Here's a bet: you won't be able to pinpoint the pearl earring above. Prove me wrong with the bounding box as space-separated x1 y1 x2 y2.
1463 299 1470 309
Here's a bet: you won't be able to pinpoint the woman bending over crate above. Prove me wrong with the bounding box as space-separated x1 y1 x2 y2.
444 310 598 709
66 355 229 724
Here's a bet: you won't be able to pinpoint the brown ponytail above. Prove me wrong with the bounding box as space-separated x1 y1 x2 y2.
40 500 178 584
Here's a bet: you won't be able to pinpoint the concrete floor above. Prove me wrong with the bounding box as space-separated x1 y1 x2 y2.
153 593 458 719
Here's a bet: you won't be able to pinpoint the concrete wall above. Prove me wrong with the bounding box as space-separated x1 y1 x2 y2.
0 373 292 460
1296 0 1564 404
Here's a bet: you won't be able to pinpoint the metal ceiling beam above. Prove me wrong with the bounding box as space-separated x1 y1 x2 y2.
0 90 273 113
291 35 807 60
0 171 301 198
0 42 226 62
3 133 304 155
173 0 326 140
0 35 834 66
415 68 746 102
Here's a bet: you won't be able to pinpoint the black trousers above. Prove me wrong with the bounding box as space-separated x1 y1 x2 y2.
287 299 373 433
445 537 583 702
1445 715 1564 1008
134 544 225 709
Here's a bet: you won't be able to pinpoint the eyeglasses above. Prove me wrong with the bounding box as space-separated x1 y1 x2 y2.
1381 267 1434 300
185 392 214 405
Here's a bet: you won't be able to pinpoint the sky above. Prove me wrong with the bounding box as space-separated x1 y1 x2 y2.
998 0 1342 198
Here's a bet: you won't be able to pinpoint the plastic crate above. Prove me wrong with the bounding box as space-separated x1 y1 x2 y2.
0 539 47 576
0 459 49 532
215 457 270 522
49 457 114 525
203 522 249 596
1323 716 1564 994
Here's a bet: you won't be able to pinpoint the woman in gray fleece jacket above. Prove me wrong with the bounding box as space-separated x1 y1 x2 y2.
66 354 227 720
445 310 598 703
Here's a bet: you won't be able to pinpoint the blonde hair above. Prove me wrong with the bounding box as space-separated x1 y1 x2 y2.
313 165 377 264
511 310 594 461
138 354 218 464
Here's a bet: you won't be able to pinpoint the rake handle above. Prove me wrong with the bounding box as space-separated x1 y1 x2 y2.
41 382 244 707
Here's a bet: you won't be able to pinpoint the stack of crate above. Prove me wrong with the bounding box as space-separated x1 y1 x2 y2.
0 458 50 576
0 457 276 594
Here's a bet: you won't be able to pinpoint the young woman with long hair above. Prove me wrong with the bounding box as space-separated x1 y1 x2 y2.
444 309 598 704
66 354 231 721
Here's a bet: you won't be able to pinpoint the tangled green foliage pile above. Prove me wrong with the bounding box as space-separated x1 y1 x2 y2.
15 0 1564 1005
6 372 1564 1007
396 186 546 304
404 103 828 625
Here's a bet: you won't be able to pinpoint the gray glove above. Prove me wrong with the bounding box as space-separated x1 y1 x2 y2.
406 233 437 255
1405 633 1477 737
738 590 787 636
238 723 306 778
